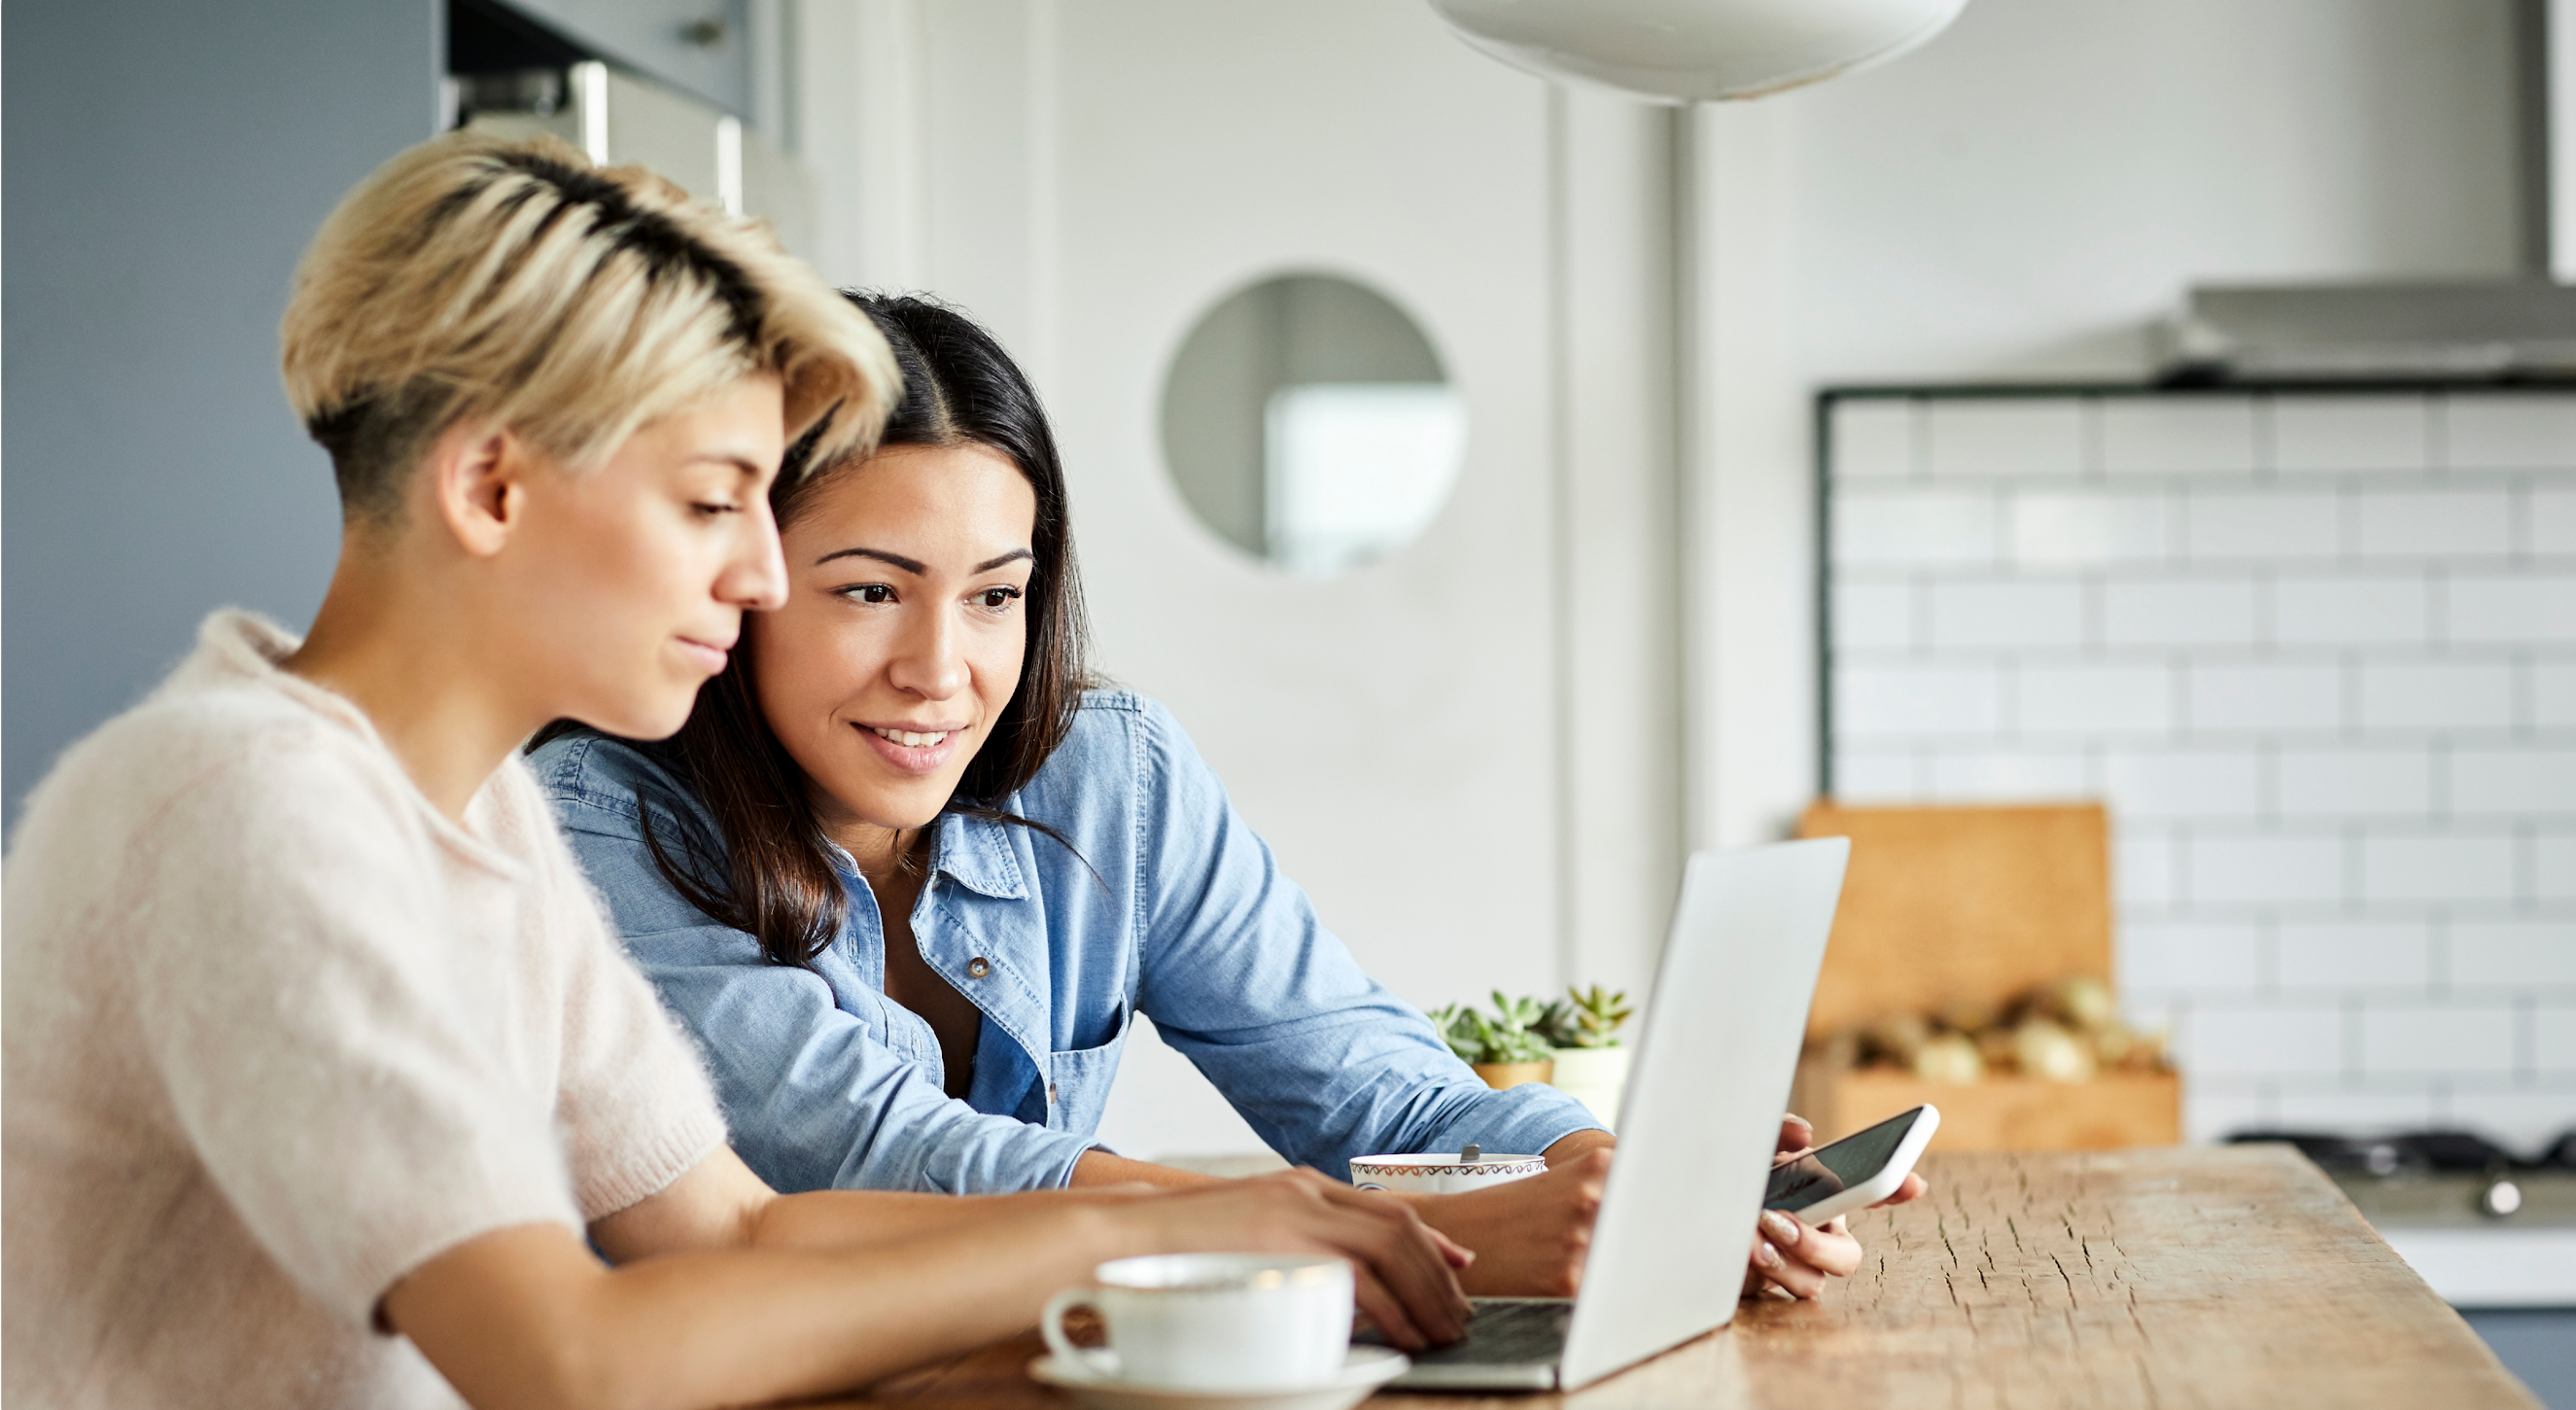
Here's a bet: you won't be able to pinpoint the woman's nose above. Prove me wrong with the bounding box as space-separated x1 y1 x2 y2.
888 609 967 699
719 508 788 612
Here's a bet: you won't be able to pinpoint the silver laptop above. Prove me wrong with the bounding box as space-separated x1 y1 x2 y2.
1374 838 1851 1391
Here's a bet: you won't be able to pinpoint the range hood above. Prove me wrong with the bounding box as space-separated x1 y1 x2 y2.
2159 281 2576 383
2155 0 2576 384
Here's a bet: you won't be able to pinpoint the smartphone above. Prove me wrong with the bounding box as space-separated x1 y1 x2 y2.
1761 1105 1940 1224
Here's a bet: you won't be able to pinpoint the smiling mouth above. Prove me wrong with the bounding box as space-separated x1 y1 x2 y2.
867 725 957 749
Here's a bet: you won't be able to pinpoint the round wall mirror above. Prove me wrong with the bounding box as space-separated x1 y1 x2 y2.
1159 273 1466 578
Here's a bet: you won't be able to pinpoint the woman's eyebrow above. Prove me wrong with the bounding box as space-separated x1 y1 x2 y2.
687 453 771 480
815 546 926 572
812 546 1034 573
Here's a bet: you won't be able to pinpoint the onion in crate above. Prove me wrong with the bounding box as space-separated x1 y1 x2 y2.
2014 1018 2098 1084
2049 975 2118 1032
1912 1032 1985 1084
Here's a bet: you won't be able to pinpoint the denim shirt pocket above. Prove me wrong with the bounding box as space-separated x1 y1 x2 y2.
1044 1000 1134 1138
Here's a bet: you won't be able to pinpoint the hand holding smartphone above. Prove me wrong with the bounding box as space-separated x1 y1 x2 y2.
1761 1105 1939 1225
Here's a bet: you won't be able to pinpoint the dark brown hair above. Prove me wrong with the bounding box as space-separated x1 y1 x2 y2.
545 293 1092 968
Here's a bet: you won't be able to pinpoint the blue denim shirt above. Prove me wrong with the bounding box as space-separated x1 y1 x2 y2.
531 691 1603 1195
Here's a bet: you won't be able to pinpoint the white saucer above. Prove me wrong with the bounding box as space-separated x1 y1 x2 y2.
1027 1345 1410 1410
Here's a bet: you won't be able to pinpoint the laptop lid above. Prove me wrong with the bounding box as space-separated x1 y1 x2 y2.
1555 838 1851 1390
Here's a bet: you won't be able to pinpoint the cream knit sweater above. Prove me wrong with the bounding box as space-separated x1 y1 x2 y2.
4 611 729 1408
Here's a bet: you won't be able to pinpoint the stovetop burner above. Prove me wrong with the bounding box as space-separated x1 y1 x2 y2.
2230 1128 2574 1178
2231 1128 2576 1228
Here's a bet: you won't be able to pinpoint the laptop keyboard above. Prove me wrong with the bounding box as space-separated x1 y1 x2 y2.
1360 1298 1574 1366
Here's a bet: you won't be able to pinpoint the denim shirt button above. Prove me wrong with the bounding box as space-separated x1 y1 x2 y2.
1048 1082 1060 1105
966 956 992 978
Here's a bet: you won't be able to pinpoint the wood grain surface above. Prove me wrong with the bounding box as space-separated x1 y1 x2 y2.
805 1146 2535 1410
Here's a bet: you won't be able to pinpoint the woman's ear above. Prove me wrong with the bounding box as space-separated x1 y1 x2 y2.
423 420 531 558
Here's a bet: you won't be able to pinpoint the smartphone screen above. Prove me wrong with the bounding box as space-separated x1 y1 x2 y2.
1762 1107 1926 1214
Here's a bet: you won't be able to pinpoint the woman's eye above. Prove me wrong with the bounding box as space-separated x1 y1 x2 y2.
691 501 742 517
977 586 1024 611
840 583 896 605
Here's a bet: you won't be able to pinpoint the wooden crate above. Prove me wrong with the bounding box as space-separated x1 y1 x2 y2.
1793 801 2181 1151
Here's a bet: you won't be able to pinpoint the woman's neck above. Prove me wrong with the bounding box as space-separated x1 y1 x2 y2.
284 546 544 823
827 818 923 899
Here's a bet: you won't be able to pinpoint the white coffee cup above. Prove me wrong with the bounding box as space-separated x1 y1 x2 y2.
1347 1151 1548 1195
1039 1252 1353 1391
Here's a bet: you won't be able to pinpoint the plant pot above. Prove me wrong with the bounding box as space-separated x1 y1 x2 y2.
1546 1045 1631 1127
1471 1060 1554 1090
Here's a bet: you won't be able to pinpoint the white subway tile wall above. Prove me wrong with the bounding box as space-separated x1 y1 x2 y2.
1824 390 2576 1151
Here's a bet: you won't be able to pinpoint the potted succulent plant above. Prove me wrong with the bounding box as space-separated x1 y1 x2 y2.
1538 985 1635 1125
1427 993 1555 1090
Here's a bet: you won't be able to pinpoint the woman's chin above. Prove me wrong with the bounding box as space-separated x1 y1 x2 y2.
819 771 957 835
853 790 953 832
576 686 703 743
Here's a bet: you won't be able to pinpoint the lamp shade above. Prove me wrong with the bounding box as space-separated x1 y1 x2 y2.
1428 0 1967 103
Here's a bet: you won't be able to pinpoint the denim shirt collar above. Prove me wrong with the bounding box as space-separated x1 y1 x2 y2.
927 809 1027 899
805 806 1027 902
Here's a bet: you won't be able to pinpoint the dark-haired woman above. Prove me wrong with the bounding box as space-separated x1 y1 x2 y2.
530 294 1911 1299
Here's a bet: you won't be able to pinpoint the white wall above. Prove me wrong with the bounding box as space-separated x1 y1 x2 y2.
1693 0 2528 853
791 0 2533 1156
797 0 1688 1158
1822 389 2576 1150
1794 0 2524 382
1707 0 2559 1149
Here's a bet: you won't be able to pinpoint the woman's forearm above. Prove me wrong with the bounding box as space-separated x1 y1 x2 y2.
594 1206 1140 1401
1067 1148 1222 1189
395 1162 1472 1409
748 1181 1160 1251
392 1201 1143 1410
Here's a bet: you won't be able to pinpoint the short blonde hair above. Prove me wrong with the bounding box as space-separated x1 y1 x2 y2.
280 129 895 519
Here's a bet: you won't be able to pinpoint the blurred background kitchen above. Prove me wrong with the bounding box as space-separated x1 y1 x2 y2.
6 0 2571 1399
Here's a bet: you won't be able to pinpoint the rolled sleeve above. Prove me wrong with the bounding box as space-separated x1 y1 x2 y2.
1125 703 1607 1174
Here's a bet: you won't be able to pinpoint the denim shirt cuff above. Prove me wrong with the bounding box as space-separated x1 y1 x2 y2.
1017 1128 1099 1191
1434 1084 1610 1164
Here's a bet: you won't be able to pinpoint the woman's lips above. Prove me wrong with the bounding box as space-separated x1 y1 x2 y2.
675 637 732 675
854 721 967 775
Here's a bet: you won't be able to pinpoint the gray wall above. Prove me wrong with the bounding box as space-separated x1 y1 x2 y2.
4 0 440 816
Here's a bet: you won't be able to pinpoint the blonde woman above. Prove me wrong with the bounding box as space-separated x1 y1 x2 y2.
0 132 1466 1410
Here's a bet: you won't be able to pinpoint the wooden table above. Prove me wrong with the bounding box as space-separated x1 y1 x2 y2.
823 1146 2539 1410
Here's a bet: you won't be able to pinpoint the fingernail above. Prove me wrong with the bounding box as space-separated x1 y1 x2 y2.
1760 1211 1799 1244
1755 1239 1783 1270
